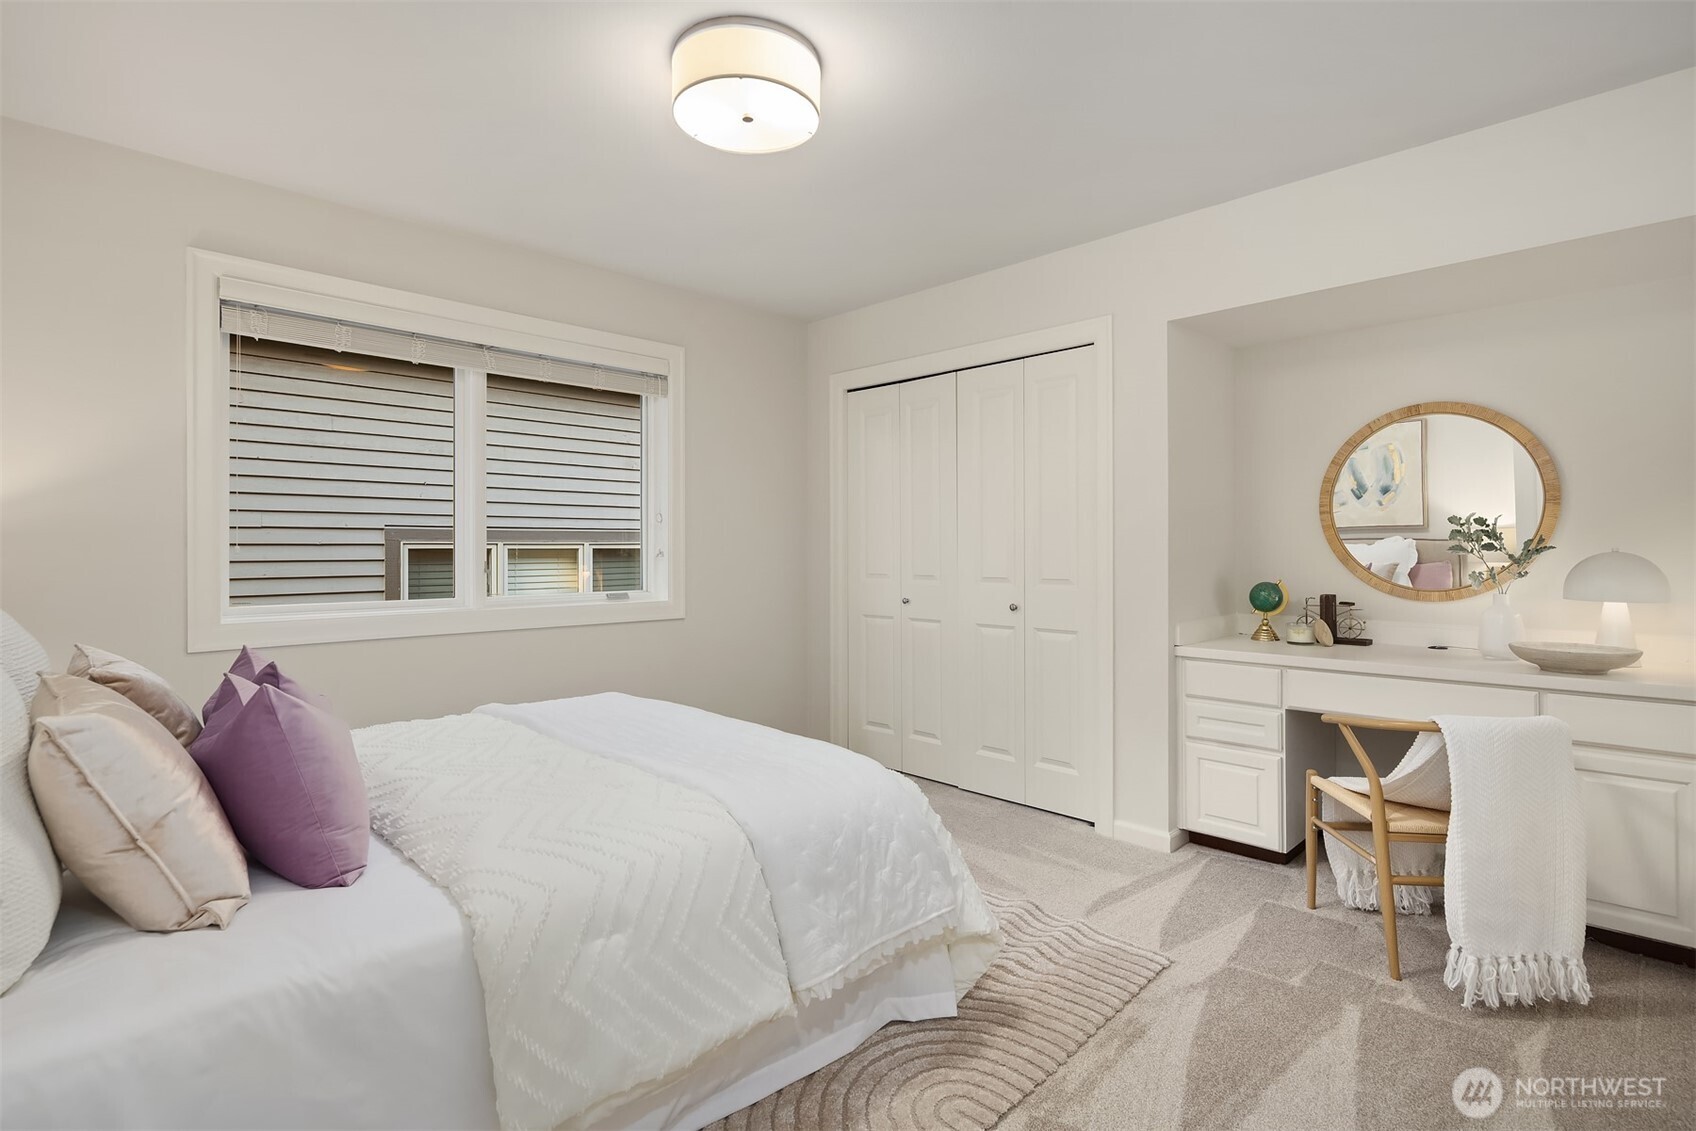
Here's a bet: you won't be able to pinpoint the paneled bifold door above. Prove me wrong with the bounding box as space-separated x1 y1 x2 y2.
846 346 1100 822
846 373 957 776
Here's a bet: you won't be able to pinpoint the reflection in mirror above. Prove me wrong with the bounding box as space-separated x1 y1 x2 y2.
1325 406 1552 599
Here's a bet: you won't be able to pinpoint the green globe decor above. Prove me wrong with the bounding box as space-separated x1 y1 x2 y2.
1248 579 1289 642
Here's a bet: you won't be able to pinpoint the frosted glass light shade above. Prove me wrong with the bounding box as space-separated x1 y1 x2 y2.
672 17 820 154
1563 551 1672 604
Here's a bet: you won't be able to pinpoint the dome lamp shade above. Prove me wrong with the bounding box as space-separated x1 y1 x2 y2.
1562 550 1671 653
1562 551 1672 604
671 17 821 154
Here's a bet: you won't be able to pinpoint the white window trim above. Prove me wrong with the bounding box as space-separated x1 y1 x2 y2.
187 249 685 651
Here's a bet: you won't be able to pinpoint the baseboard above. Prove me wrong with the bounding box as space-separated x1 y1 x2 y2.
1113 819 1189 853
1585 925 1695 968
1184 830 1303 864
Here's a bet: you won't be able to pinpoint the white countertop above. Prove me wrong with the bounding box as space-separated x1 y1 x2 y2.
1175 635 1696 703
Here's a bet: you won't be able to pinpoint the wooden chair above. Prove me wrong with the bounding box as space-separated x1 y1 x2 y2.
1305 713 1450 981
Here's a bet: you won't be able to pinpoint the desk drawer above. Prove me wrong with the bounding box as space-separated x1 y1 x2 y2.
1284 669 1537 720
1185 698 1282 751
1182 660 1280 707
1545 693 1694 757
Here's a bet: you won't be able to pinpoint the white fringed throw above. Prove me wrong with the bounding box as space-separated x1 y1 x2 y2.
1438 714 1591 1009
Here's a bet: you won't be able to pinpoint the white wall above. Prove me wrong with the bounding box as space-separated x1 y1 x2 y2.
1167 323 1238 626
806 71 1695 848
1232 277 1695 642
0 120 810 730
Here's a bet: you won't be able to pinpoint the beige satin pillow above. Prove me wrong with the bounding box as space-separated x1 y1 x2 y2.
28 674 248 931
68 644 202 746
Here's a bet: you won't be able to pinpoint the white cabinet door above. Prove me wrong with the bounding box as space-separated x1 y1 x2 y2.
898 374 956 782
1183 741 1283 852
845 384 901 769
955 360 1026 802
1022 346 1099 821
1574 745 1695 946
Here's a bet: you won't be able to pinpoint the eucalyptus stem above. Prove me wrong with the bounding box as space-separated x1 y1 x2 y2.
1446 512 1555 592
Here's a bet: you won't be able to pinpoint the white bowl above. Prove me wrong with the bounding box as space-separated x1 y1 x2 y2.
1508 641 1642 674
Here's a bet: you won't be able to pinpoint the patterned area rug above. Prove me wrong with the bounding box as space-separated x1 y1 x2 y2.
711 895 1170 1131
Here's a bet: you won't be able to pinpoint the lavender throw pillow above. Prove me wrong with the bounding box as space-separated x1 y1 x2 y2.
204 646 328 722
191 674 368 889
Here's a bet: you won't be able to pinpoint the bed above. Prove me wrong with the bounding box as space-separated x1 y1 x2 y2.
2 838 968 1130
1 663 998 1130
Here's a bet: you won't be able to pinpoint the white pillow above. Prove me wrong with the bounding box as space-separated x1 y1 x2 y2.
1 675 60 993
1 610 51 706
1345 536 1419 586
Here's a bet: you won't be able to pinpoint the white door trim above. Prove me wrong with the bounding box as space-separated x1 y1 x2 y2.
827 317 1115 835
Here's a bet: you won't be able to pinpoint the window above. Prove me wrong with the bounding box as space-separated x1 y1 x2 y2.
590 545 642 592
502 545 580 595
402 545 455 600
189 251 682 650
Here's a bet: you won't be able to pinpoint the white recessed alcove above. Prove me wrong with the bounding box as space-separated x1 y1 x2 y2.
1167 218 1695 663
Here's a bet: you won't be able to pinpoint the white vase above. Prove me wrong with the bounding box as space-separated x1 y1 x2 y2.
1478 589 1523 659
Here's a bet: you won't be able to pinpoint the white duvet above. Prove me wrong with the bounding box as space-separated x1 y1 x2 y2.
354 713 796 1131
356 697 1001 1131
482 694 1001 1003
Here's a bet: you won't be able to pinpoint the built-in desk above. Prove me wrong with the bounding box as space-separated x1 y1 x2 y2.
1174 636 1696 956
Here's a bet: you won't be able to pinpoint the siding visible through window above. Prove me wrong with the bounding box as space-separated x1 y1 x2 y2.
228 341 455 605
229 342 645 606
485 373 642 539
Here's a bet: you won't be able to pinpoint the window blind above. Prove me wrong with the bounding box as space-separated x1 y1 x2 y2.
220 301 667 399
504 545 582 595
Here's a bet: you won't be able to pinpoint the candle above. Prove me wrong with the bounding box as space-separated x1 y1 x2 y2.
1286 622 1315 645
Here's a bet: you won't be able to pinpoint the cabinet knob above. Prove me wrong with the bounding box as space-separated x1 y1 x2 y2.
1009 603 1019 612
901 597 910 605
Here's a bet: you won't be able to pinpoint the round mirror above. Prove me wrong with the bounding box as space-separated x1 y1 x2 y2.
1319 402 1559 602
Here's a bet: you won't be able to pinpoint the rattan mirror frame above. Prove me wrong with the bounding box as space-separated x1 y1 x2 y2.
1319 402 1560 603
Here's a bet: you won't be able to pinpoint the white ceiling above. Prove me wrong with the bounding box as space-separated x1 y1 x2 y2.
3 2 1691 320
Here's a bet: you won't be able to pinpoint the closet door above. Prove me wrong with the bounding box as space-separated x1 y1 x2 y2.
845 385 901 768
897 374 957 781
1022 345 1098 820
955 360 1026 802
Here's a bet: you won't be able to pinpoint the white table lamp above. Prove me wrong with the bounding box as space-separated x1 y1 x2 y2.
1562 550 1672 651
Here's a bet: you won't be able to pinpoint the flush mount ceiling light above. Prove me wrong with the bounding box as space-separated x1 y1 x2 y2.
671 16 820 154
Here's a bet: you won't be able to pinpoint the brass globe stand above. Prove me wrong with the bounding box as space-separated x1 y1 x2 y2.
1247 579 1289 642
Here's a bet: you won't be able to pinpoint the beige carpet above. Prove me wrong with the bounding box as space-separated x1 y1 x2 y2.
914 779 1695 1131
711 895 1168 1131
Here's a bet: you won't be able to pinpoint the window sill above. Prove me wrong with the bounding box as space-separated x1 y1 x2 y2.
187 593 683 653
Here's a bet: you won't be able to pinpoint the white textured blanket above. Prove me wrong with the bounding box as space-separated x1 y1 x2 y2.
353 714 796 1130
1322 729 1448 915
1438 714 1591 1009
482 694 1001 1003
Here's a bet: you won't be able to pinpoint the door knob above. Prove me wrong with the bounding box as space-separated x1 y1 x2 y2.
1009 603 1019 612
901 597 910 604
